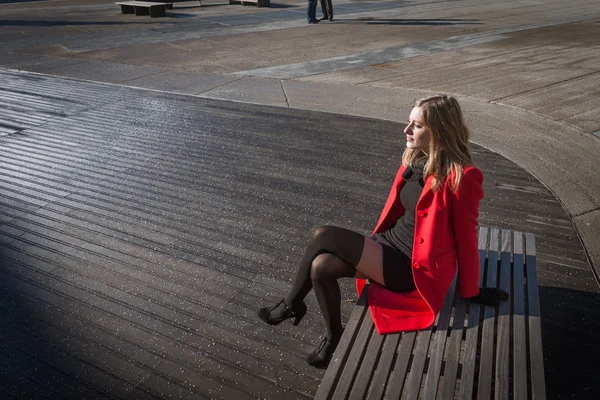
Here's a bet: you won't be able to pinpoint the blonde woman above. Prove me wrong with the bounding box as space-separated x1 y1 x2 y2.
258 95 508 368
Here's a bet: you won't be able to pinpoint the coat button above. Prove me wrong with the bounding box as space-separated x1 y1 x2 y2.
417 211 428 218
416 237 424 244
413 262 421 269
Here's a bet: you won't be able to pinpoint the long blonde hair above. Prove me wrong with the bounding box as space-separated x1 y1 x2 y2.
402 94 474 192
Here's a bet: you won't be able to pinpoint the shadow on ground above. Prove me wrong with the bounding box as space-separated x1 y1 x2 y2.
335 18 482 26
0 19 149 27
538 286 600 397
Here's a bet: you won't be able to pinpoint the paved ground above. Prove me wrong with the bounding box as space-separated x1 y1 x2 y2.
1 0 599 398
1 0 598 276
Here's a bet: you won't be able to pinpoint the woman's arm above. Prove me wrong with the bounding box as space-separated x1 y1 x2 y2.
451 167 484 299
452 167 509 305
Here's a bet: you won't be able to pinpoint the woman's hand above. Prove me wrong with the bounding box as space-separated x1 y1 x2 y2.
468 287 509 306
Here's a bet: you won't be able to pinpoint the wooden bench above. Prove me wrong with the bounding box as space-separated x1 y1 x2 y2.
229 0 270 8
315 227 546 399
116 1 170 17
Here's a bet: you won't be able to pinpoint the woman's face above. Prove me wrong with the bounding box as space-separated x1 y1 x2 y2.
404 106 431 152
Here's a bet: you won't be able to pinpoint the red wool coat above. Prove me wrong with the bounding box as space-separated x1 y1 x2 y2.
356 164 484 334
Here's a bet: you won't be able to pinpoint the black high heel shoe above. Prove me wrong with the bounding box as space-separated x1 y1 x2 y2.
306 334 341 368
257 299 307 326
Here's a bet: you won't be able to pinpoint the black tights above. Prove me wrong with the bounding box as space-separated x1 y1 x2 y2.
282 226 366 340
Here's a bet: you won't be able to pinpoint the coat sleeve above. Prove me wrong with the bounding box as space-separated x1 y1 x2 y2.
452 167 484 299
372 165 406 235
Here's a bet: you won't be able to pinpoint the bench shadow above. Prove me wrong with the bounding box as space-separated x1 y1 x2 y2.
170 1 297 8
0 0 53 3
165 12 203 18
265 3 297 8
0 20 149 27
537 285 600 332
335 18 482 26
172 4 218 8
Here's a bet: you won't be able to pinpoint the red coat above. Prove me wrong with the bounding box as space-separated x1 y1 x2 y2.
356 164 484 334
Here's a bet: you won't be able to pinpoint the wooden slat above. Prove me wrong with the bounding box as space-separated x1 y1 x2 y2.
477 228 500 400
348 326 384 399
525 231 537 257
514 230 523 256
495 230 512 399
501 229 511 254
525 233 547 400
459 227 489 399
513 231 528 399
478 226 490 253
315 288 370 400
440 292 468 400
331 305 375 400
422 275 458 399
365 334 401 399
384 331 417 398
403 326 433 398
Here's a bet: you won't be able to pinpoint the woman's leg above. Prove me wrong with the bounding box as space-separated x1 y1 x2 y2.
354 237 386 285
305 236 387 367
263 226 366 318
309 236 418 338
310 253 355 340
264 227 399 323
260 226 363 324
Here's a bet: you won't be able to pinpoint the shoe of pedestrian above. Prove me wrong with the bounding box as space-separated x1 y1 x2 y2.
308 19 320 24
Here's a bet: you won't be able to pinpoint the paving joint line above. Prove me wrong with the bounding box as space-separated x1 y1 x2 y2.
572 207 600 219
193 75 245 95
489 69 600 103
280 79 290 108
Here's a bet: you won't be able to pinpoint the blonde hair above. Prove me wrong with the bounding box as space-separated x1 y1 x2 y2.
402 94 474 192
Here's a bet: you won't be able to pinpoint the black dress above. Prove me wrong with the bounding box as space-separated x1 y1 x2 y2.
371 162 425 293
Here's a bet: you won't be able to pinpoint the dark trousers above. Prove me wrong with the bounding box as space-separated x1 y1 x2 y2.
307 0 317 22
320 0 333 19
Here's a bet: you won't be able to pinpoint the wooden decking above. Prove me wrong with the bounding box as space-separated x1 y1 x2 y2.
0 70 598 399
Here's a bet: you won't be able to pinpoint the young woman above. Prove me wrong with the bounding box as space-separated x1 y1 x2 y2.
257 95 508 367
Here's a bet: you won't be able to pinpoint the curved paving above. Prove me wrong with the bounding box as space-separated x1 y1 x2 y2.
1 0 599 397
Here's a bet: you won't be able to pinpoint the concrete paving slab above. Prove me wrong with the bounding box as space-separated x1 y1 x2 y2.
277 79 427 122
234 31 510 79
201 76 287 106
0 53 44 67
2 56 89 73
500 72 600 133
122 70 242 95
34 60 165 84
370 61 596 106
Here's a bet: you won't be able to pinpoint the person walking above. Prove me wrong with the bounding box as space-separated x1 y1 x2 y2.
257 95 508 367
307 0 319 24
320 0 333 21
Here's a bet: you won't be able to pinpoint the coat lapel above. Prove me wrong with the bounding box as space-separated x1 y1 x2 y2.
417 174 435 208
